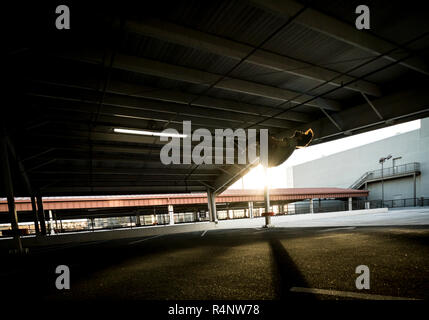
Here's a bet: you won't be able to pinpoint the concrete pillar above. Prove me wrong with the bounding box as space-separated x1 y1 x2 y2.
264 183 272 227
348 197 353 211
413 173 417 206
54 211 58 230
6 196 23 252
310 199 314 214
207 189 218 223
248 202 254 219
227 209 233 220
48 210 56 235
1 137 23 252
168 205 174 225
36 196 47 235
30 196 40 235
136 214 141 227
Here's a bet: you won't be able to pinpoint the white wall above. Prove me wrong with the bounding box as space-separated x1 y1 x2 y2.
292 117 429 199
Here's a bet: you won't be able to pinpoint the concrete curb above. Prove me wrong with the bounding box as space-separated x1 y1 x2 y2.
0 208 388 248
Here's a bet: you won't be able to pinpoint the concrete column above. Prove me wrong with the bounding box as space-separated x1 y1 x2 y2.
248 202 254 219
227 209 233 220
207 189 218 223
36 196 47 235
310 199 314 214
168 205 174 225
6 196 23 252
1 137 23 252
30 196 40 235
348 197 353 211
48 210 56 235
136 214 141 227
54 211 59 230
264 183 271 227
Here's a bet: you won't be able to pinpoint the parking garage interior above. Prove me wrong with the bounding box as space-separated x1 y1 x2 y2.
2 0 429 311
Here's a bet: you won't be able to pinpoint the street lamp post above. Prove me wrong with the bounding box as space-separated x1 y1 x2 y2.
379 154 392 207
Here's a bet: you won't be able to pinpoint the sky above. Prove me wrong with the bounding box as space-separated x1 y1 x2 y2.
229 119 421 190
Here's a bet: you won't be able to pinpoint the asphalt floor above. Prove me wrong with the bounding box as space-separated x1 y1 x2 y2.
1 223 428 302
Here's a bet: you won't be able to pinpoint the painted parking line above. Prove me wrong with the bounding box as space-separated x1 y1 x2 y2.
128 234 163 245
318 227 356 233
201 230 208 237
290 287 421 300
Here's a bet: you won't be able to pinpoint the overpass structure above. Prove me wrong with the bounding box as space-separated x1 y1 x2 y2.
3 1 429 249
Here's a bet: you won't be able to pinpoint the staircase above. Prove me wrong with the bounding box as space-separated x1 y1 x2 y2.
350 162 421 189
350 171 373 189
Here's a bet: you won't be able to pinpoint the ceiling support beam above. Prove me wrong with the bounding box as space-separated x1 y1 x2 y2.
114 54 342 111
30 75 312 122
213 158 260 194
319 108 342 132
250 0 429 76
360 92 384 120
58 51 342 111
299 87 429 144
27 85 300 130
28 92 295 131
39 185 207 195
124 19 381 96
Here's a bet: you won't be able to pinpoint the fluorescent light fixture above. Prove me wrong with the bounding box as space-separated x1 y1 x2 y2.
114 128 187 138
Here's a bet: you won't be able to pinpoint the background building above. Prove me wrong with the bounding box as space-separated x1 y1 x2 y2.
291 117 429 203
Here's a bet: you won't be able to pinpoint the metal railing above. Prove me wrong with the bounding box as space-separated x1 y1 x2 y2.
353 197 429 210
350 171 372 189
2 196 429 237
350 162 420 189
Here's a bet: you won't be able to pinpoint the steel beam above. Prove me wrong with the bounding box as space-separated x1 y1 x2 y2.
297 87 429 144
33 79 313 123
27 83 301 129
361 92 384 120
124 18 381 96
58 50 342 111
250 0 429 75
